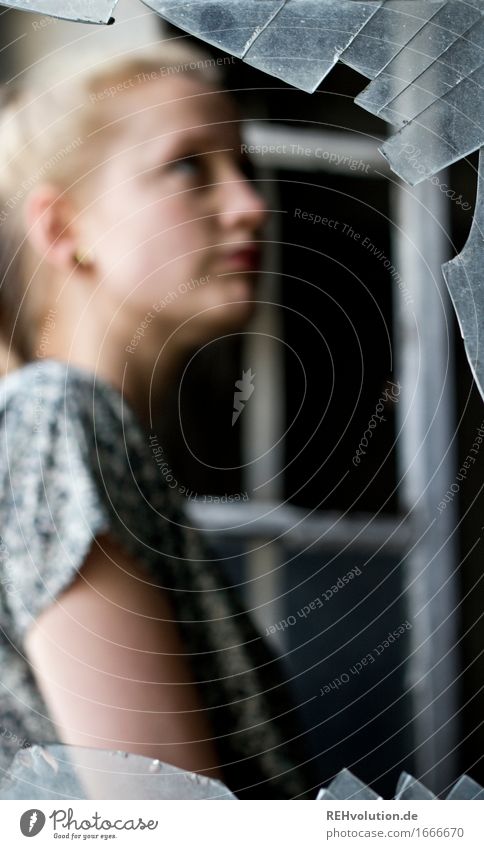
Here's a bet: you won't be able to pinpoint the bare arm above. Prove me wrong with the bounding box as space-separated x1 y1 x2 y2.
24 534 223 780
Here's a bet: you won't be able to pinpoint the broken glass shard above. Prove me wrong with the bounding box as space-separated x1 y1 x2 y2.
394 772 436 799
0 744 237 800
381 16 484 128
442 150 484 403
316 768 484 799
340 0 446 80
446 773 484 798
4 0 117 23
316 787 338 799
356 0 483 115
327 767 382 800
379 62 484 183
140 0 287 58
243 0 382 94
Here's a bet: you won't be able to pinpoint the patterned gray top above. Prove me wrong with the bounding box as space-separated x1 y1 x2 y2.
0 359 313 799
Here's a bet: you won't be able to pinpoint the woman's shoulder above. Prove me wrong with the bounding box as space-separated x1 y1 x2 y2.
0 359 140 441
0 357 189 556
0 359 60 415
0 358 152 512
1 358 123 410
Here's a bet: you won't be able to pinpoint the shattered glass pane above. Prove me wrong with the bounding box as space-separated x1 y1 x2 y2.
394 772 437 799
0 744 237 800
341 0 447 80
381 15 484 128
380 62 484 183
442 149 484 403
4 0 117 24
327 767 382 800
243 0 382 94
140 0 287 58
355 0 483 114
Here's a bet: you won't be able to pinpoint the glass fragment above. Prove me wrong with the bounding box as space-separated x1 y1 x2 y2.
341 0 447 79
140 0 287 58
356 0 483 114
0 744 237 800
446 773 484 799
380 63 484 183
4 0 117 23
442 150 484 403
327 767 382 800
243 0 382 93
394 772 437 799
380 15 484 128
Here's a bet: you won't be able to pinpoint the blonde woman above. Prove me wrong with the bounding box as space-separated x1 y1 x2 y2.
0 44 313 799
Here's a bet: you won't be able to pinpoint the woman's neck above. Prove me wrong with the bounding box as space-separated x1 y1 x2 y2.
34 309 187 431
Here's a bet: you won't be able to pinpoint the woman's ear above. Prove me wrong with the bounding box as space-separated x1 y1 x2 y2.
23 183 81 271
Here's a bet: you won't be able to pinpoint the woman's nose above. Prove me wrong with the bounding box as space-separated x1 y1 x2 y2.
217 166 268 233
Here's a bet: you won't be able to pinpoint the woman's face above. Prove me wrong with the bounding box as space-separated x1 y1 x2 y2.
84 73 268 351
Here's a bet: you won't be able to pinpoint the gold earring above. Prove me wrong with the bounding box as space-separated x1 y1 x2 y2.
73 247 94 267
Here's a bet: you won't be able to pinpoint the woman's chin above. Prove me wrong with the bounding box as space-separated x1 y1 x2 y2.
223 276 258 308
197 297 257 342
224 283 258 320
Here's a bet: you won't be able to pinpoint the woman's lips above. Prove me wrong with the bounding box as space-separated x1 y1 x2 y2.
218 246 261 273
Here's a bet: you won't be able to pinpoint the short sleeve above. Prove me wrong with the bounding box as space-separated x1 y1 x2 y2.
0 362 316 799
0 363 117 645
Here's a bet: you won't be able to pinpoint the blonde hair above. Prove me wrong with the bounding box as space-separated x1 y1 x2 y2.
0 41 223 367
